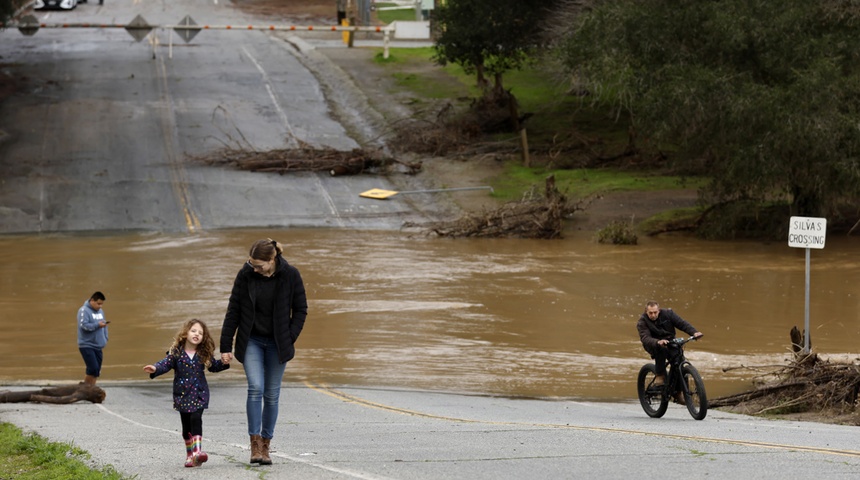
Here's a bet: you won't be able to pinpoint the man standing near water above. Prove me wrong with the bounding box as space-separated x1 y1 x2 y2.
77 291 109 386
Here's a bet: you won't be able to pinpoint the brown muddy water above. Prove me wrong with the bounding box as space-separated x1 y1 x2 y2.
1 229 858 401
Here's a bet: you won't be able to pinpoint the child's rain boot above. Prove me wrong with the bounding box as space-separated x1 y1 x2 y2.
184 437 195 468
191 435 208 466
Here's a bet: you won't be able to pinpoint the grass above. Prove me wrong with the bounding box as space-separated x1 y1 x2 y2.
375 3 424 23
374 47 476 98
370 46 706 209
0 422 128 479
638 207 704 235
372 48 621 147
492 162 706 202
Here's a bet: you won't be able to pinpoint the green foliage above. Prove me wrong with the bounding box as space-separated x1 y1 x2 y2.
373 52 399 65
595 220 638 245
554 0 860 218
432 0 559 95
695 200 790 240
372 46 631 148
0 422 128 479
369 46 708 228
1 0 20 26
638 207 703 236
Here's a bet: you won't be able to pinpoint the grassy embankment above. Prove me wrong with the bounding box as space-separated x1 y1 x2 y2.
366 26 704 226
0 422 128 479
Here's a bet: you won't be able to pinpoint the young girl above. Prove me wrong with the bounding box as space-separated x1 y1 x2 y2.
144 319 230 468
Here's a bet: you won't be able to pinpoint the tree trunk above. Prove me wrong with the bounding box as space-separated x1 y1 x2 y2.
0 384 106 404
790 185 822 217
475 64 489 93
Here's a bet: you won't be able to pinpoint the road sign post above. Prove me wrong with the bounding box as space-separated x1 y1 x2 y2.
787 216 827 353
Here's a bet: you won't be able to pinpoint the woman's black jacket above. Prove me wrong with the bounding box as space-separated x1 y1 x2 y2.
220 255 308 364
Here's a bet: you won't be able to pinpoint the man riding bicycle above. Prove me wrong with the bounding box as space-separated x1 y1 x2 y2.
636 301 703 401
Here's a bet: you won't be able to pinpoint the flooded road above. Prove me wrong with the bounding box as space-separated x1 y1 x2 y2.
1 229 857 401
5 0 856 404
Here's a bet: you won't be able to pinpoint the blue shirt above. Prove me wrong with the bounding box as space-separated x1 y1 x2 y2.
77 300 108 349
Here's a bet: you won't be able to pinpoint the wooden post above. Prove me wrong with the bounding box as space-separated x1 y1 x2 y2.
383 29 390 59
520 128 530 167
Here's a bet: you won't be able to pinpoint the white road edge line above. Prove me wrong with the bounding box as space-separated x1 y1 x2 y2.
241 46 300 147
95 403 389 479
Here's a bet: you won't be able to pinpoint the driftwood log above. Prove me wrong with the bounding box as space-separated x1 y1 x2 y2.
790 325 811 353
0 384 106 404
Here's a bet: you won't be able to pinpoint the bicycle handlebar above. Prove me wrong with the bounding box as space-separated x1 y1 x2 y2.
671 335 703 346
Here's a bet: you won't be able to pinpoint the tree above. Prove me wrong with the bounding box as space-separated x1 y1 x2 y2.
1 0 18 27
553 0 860 218
432 0 558 100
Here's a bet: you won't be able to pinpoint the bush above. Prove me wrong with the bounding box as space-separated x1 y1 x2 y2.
595 220 638 245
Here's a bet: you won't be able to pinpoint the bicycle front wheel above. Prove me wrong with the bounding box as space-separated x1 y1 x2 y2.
637 363 668 418
681 363 708 420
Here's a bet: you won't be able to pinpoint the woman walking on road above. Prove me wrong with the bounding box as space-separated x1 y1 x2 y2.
143 319 230 468
220 238 308 465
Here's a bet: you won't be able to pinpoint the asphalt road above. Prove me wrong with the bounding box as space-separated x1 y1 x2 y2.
0 0 448 234
3 3 860 479
1 381 859 479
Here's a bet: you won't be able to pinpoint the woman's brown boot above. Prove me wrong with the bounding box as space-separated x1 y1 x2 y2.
260 437 272 465
249 435 263 464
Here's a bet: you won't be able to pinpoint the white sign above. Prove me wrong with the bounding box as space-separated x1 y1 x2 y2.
788 216 827 249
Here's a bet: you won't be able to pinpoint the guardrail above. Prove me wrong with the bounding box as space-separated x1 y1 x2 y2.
10 14 397 58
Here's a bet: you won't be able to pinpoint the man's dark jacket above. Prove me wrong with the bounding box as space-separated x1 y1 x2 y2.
636 308 696 356
221 255 308 364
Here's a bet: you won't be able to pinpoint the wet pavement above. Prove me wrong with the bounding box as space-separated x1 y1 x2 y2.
2 381 860 479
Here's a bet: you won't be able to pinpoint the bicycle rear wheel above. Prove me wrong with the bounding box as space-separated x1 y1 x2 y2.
637 363 669 418
681 363 708 420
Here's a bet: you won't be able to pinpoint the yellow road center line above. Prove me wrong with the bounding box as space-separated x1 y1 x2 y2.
305 381 860 458
156 54 200 233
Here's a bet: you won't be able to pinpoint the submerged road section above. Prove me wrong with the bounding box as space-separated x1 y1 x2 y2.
0 0 452 234
1 382 859 479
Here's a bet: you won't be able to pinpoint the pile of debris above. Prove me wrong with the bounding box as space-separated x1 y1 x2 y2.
711 327 860 421
389 115 483 157
195 146 421 176
405 175 583 239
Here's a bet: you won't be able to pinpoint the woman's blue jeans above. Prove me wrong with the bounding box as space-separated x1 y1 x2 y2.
243 334 287 439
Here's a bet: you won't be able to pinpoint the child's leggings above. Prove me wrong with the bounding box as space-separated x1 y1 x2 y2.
180 408 204 439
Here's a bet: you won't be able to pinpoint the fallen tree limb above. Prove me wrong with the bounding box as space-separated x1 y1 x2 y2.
404 175 582 239
711 327 860 419
193 146 421 176
0 384 106 404
708 381 808 408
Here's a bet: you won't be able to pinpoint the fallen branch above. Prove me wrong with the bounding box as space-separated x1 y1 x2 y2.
405 175 576 239
708 381 808 408
711 327 860 418
192 146 421 176
0 384 106 404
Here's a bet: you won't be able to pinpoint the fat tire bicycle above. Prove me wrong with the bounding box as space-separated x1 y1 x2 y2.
637 335 708 420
